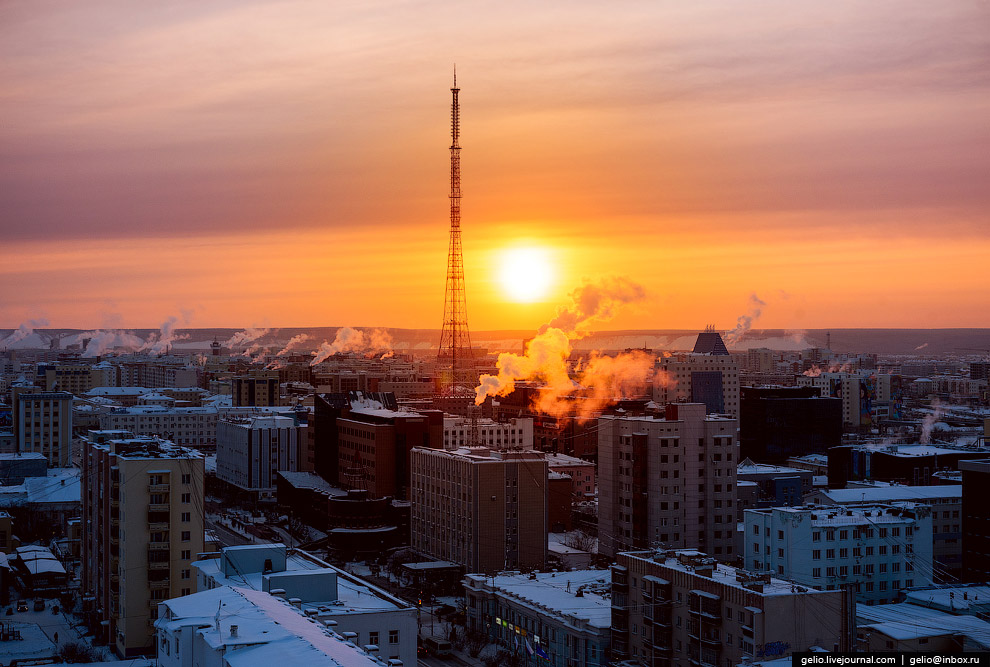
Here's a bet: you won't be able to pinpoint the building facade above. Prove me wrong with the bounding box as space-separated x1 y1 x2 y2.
654 331 740 417
81 436 205 656
216 415 302 500
99 406 219 447
598 404 739 560
463 570 610 667
612 549 852 667
411 446 547 573
12 386 73 466
744 504 934 603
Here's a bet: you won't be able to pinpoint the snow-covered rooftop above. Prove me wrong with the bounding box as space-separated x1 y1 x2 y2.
467 570 611 630
817 486 960 503
857 602 990 646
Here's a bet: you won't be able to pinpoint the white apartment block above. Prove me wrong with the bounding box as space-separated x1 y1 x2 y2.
613 549 851 667
598 404 739 560
744 504 934 603
99 406 219 447
442 416 533 450
216 415 302 499
808 485 962 582
411 446 547 573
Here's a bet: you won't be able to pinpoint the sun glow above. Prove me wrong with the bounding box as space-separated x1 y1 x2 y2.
498 246 555 302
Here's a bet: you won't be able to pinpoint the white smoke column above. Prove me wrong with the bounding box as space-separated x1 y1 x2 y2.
540 277 646 336
920 400 945 445
476 277 650 417
0 318 50 348
141 316 189 355
724 293 766 347
277 334 311 357
77 330 145 357
225 327 271 349
915 343 929 351
311 327 393 365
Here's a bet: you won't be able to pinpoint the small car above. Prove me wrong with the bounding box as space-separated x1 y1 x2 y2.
33 599 45 612
15 601 27 613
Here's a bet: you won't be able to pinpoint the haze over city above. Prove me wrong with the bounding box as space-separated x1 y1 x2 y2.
3 1 990 331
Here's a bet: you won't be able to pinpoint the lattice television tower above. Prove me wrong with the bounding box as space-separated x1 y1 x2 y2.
437 67 475 396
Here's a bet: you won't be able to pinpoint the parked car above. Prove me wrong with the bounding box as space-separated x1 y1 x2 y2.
33 599 45 612
16 601 27 613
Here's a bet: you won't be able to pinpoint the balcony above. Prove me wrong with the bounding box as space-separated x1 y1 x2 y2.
149 561 169 571
149 483 170 493
149 503 169 512
148 542 170 551
148 522 169 532
149 580 170 591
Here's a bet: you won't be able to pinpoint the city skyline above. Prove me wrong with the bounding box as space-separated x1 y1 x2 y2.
3 1 989 330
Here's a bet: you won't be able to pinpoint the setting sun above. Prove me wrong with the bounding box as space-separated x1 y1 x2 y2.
498 246 554 303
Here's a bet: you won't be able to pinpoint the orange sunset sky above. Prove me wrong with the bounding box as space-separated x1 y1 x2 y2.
2 1 989 332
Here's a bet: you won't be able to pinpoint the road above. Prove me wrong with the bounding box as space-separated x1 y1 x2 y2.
206 517 251 547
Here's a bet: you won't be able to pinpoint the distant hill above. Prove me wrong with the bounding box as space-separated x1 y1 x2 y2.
3 327 988 356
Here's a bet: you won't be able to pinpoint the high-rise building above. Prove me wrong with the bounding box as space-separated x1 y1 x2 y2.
216 415 304 501
654 330 739 416
611 549 852 666
411 446 547 573
744 504 934 603
11 384 72 466
959 459 990 583
81 435 204 657
598 404 738 560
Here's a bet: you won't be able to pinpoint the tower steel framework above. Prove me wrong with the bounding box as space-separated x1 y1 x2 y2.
437 68 474 396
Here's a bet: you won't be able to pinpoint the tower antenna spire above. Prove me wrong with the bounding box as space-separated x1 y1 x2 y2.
438 67 474 399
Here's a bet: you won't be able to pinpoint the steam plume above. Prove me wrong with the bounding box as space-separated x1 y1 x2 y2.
724 293 766 347
0 318 50 348
920 400 945 445
914 343 929 351
311 327 393 365
476 277 652 419
141 316 188 355
803 365 822 377
277 334 311 357
75 330 145 357
225 327 271 349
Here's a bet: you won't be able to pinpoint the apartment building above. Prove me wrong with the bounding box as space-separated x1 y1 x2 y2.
808 485 962 581
598 404 739 560
81 435 204 656
11 385 73 466
744 504 934 603
231 370 281 407
612 549 852 667
411 446 547 573
99 405 219 447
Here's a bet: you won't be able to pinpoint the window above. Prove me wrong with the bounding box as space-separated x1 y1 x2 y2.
812 568 821 578
181 512 190 522
812 531 821 542
181 550 191 560
181 531 191 542
181 569 190 579
181 474 191 484
812 550 821 560
181 493 190 503
826 549 835 559
389 630 399 644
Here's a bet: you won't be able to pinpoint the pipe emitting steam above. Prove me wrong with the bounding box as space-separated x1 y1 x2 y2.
311 327 393 365
475 277 652 419
723 293 765 347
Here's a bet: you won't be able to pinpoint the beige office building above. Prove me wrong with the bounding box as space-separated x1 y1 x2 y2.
81 435 204 657
612 549 852 667
411 446 547 573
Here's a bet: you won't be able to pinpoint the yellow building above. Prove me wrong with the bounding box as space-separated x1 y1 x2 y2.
81 435 204 657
